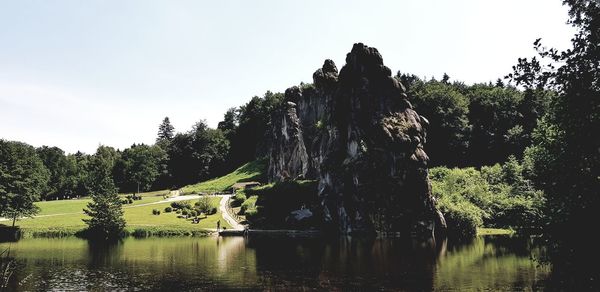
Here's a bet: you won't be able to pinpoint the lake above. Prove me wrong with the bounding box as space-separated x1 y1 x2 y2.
0 235 549 291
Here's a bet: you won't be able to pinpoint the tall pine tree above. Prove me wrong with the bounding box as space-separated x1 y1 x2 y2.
82 147 125 239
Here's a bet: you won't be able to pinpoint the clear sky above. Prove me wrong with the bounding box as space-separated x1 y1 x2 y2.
0 0 575 154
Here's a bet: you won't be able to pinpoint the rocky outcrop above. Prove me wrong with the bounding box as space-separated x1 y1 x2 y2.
267 102 309 181
267 43 446 237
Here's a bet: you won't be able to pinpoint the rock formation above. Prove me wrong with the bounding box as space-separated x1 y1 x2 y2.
267 43 446 237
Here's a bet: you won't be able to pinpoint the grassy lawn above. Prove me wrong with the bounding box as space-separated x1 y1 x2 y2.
35 189 170 216
15 197 230 235
36 194 164 216
477 228 515 235
181 160 265 194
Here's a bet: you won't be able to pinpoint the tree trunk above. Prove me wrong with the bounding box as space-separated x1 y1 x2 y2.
11 215 16 228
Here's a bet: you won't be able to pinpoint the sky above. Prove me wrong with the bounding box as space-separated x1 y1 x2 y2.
0 0 575 154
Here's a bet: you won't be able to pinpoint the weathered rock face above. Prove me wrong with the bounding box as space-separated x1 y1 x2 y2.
267 102 309 181
268 43 446 237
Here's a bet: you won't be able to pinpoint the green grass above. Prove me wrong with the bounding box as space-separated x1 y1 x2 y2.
14 197 230 237
477 228 515 236
35 194 164 216
181 160 266 194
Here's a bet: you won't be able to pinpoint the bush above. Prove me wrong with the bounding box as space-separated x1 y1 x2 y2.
209 207 217 215
164 207 172 213
128 198 134 204
437 194 483 237
240 196 258 215
170 201 191 210
181 209 189 216
196 196 217 214
231 191 247 207
189 210 197 217
152 209 161 215
430 161 545 236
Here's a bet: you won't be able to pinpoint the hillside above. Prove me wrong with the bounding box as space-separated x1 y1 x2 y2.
181 160 266 194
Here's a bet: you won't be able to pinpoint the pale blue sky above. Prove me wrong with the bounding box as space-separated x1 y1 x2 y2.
0 0 574 154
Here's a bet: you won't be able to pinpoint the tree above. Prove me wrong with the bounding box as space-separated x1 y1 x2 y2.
36 146 69 200
224 91 283 168
0 140 49 227
156 117 175 149
167 121 230 187
408 77 471 166
82 146 126 239
466 84 525 165
509 0 600 289
118 144 165 193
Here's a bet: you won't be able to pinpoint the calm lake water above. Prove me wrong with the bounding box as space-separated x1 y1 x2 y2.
0 235 549 291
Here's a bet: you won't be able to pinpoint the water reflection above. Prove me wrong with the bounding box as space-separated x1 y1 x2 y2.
0 235 549 291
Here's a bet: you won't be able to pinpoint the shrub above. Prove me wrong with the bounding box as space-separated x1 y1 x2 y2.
189 210 197 217
152 209 161 215
128 198 134 204
209 207 217 215
181 209 189 216
231 191 247 207
430 161 545 236
164 207 172 213
196 196 217 214
170 201 191 210
240 196 258 215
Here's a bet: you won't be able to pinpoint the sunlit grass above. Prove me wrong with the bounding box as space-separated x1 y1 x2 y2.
35 194 164 216
181 160 265 194
477 228 515 235
15 197 230 236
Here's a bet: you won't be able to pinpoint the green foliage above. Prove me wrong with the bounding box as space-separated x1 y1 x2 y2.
170 201 191 210
0 140 49 226
222 91 284 168
82 148 126 239
398 73 552 167
430 159 544 237
508 2 600 287
164 207 172 213
195 196 217 214
156 116 175 146
239 196 258 215
152 209 160 215
230 191 247 207
181 159 266 194
408 78 470 166
115 144 166 193
167 121 230 187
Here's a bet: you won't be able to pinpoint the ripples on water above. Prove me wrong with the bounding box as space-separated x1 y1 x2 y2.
0 235 549 291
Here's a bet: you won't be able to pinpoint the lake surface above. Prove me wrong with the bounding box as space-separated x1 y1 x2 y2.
0 235 549 291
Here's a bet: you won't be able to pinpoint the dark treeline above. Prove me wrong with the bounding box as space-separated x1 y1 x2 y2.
399 74 553 167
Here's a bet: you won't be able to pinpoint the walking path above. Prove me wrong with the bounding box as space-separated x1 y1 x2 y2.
218 195 244 230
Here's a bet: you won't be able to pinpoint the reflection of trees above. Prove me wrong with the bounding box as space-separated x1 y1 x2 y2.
434 236 550 290
1 248 15 291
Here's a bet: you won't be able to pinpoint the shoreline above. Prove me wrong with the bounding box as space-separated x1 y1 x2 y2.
0 226 517 241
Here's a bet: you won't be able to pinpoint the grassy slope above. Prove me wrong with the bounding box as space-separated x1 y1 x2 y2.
181 160 266 194
11 160 266 236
